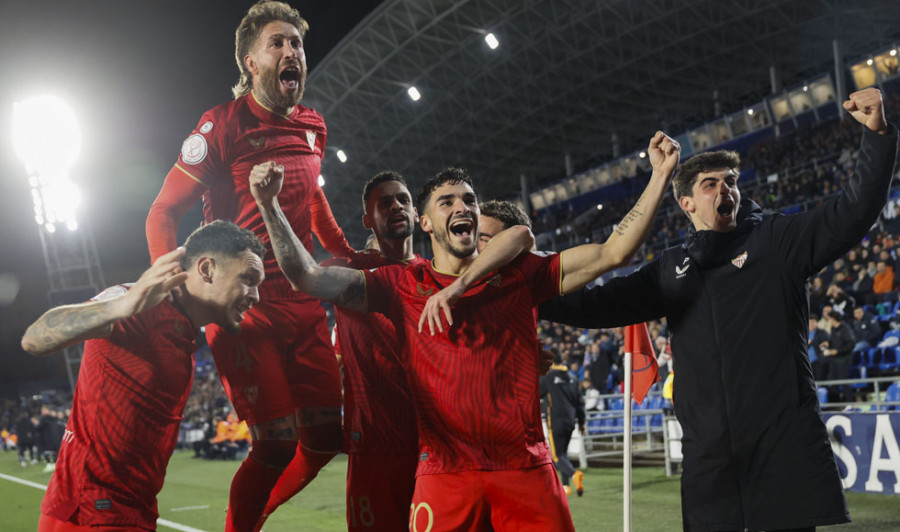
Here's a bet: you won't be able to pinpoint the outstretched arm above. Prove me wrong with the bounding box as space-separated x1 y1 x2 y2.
21 248 189 357
250 162 368 312
146 167 206 263
558 131 680 293
418 224 534 334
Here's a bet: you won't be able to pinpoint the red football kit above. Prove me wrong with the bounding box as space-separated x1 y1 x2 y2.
325 250 425 531
364 252 574 531
146 92 350 425
40 285 197 531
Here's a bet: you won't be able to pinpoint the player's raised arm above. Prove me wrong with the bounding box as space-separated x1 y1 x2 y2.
250 162 368 312
21 248 189 357
559 131 680 293
418 224 534 334
146 168 208 263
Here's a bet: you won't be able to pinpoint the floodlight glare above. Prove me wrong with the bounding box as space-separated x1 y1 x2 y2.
747 108 755 116
802 85 809 92
336 149 348 163
891 49 898 57
485 33 500 50
407 86 422 101
867 58 874 66
11 95 82 231
318 175 325 187
638 151 647 159
12 95 81 175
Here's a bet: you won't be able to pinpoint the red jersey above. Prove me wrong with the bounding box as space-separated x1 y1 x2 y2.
150 92 352 301
324 250 426 455
42 285 197 529
365 252 562 475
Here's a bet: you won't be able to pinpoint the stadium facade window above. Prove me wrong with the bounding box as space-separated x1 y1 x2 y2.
874 51 899 80
565 178 579 197
748 104 771 129
553 183 569 202
851 62 877 89
809 77 836 106
710 120 731 144
530 191 546 210
728 111 750 137
578 171 598 192
769 95 792 121
788 89 814 114
690 127 712 151
597 167 611 186
621 155 637 177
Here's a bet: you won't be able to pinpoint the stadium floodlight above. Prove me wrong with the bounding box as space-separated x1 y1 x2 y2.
747 108 755 116
12 95 82 232
336 149 348 163
638 151 647 159
407 86 422 101
484 33 500 50
318 174 325 187
867 58 874 66
803 85 809 92
891 49 897 57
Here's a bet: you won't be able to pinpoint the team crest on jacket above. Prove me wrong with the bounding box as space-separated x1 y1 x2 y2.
199 121 213 133
675 257 690 279
416 282 434 296
731 251 748 269
306 131 316 151
248 137 266 149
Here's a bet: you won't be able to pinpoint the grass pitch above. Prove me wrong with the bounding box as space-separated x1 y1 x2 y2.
0 450 897 531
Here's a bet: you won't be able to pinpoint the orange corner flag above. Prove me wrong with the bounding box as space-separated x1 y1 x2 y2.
624 323 659 405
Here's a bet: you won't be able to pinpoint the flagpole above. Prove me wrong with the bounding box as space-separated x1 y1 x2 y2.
623 350 633 532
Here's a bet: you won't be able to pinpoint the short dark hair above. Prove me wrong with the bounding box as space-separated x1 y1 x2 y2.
362 170 407 213
479 200 532 230
180 221 265 269
549 347 563 365
672 150 741 200
416 167 475 213
232 1 309 99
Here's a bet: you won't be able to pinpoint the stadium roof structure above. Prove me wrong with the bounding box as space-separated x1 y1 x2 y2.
303 0 900 246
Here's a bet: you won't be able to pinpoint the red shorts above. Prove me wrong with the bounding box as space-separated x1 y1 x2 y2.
409 464 574 532
346 452 417 531
207 299 342 426
38 514 150 532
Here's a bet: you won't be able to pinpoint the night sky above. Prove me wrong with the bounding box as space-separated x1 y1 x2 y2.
0 1 382 388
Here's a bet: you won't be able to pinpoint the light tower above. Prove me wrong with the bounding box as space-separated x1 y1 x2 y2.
12 95 105 393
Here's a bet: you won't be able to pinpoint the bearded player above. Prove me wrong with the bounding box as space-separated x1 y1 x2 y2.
24 222 264 532
317 171 425 531
248 131 679 530
145 2 350 530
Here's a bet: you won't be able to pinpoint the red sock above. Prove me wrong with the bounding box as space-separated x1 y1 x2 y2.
225 440 296 532
261 423 341 517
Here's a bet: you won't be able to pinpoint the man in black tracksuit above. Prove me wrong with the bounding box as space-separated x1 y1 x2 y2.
539 349 586 496
539 88 897 531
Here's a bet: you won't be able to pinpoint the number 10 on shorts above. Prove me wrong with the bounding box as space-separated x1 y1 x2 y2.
348 495 374 528
409 502 433 532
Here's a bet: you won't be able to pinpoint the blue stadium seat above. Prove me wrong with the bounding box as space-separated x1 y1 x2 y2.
883 383 900 411
817 386 828 405
880 347 900 371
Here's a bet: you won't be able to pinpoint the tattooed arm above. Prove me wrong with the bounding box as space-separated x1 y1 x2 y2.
249 162 368 313
22 248 189 357
558 131 680 294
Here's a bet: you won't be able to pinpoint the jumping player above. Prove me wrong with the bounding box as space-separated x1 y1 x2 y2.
248 130 679 530
145 3 349 529
23 221 265 532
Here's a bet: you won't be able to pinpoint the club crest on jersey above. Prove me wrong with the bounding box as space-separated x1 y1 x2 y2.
731 251 748 269
248 137 266 150
181 134 207 165
244 385 259 405
306 131 316 151
487 274 502 288
416 283 434 297
199 121 213 134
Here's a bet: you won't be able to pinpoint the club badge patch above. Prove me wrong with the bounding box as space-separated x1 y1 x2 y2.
181 134 207 165
306 131 316 151
731 251 748 269
199 121 213 134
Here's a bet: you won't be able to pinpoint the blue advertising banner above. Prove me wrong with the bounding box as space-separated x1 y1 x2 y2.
824 412 900 495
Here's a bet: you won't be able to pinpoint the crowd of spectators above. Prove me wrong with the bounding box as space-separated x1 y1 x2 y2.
1 392 70 470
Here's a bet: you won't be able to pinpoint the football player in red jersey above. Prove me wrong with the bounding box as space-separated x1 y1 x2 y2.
315 171 425 531
22 221 264 532
249 130 679 531
144 3 351 530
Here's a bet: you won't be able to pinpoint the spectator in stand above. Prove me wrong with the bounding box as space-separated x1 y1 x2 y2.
883 204 900 234
851 306 882 352
585 342 611 393
15 413 36 467
821 310 856 401
809 276 828 311
826 283 856 316
850 267 876 306
873 260 895 299
655 335 672 383
808 314 829 382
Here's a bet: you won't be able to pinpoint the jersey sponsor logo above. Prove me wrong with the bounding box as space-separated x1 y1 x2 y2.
94 499 112 510
419 452 428 461
731 250 748 269
248 137 266 150
675 257 690 278
416 283 434 296
62 429 75 444
199 121 213 133
306 130 316 151
181 133 208 165
350 431 361 441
